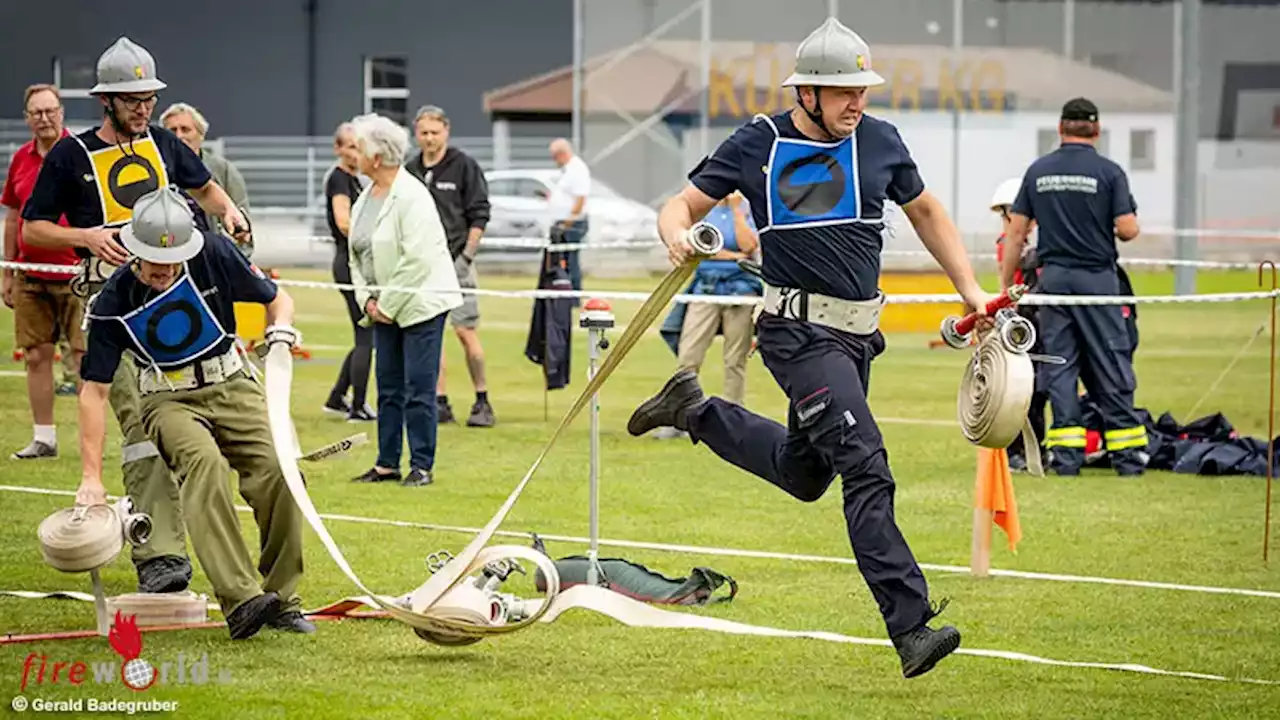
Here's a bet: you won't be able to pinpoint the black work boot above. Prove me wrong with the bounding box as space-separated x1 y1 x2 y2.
136 556 192 594
892 601 962 679
627 369 707 437
268 610 317 634
227 592 282 640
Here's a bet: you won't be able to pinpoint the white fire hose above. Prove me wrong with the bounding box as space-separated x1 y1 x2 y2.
940 286 1045 477
264 223 728 647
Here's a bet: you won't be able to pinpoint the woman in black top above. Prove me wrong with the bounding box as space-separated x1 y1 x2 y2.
323 122 375 421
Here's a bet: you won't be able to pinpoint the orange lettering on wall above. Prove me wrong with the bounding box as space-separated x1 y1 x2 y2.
744 44 781 115
971 60 1005 113
708 58 742 118
891 60 923 111
938 59 969 111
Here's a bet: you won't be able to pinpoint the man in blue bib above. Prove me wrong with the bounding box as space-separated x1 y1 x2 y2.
628 18 993 678
74 187 311 640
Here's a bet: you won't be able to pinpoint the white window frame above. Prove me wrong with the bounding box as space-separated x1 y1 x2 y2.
362 56 409 115
1129 128 1156 171
52 57 94 99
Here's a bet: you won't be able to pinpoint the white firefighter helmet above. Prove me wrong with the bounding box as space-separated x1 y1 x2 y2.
782 17 886 88
90 37 167 95
120 188 205 264
990 177 1022 212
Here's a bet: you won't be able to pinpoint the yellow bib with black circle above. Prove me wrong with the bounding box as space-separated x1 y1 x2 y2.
78 135 171 228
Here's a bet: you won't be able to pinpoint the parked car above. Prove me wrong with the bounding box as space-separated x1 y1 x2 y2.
484 168 659 248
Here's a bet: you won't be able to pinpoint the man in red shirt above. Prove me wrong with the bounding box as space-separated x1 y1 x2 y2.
1 84 83 459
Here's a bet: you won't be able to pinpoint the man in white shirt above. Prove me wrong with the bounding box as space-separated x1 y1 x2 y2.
547 138 590 294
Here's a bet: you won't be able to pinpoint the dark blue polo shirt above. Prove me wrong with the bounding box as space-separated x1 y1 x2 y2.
22 124 213 244
688 110 924 301
1011 143 1136 269
81 233 277 384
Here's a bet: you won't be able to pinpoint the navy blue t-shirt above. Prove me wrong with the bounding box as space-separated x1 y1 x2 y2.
688 111 924 301
80 233 277 384
1011 143 1135 270
22 124 213 241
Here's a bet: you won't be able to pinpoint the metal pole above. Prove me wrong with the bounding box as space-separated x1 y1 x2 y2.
950 0 963 224
700 0 711 160
587 325 602 586
580 302 613 587
1174 0 1200 295
1063 0 1075 59
572 0 584 152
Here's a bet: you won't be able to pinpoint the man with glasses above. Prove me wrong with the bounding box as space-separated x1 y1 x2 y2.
21 36 249 595
2 84 82 461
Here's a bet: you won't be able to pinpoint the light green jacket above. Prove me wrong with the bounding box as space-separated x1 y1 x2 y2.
348 167 462 328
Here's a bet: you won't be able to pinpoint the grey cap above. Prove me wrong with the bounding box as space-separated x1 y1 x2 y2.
120 188 204 264
782 18 886 88
90 37 167 95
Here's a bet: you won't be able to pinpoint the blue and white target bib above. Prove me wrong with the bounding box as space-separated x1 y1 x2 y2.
115 271 228 368
763 132 863 232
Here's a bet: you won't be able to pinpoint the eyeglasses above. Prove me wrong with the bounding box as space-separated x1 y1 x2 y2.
115 94 158 111
25 108 62 119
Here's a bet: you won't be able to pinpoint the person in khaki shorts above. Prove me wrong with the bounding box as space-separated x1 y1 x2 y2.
654 192 762 439
2 83 84 459
75 187 309 640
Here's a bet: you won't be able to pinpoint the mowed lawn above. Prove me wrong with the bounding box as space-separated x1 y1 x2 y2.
1 264 1279 719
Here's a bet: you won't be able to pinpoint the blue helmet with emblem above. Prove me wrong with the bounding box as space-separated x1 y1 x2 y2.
120 187 205 265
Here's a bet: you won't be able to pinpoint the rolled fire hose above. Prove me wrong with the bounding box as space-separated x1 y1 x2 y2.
37 498 158 634
940 286 1045 478
264 222 726 646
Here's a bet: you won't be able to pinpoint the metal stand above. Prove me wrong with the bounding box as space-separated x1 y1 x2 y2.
580 299 615 587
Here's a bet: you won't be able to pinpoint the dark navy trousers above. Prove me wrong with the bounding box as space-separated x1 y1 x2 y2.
1036 264 1148 475
686 312 933 638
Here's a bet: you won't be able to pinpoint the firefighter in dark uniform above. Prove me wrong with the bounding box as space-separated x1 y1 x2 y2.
627 18 995 679
1001 98 1147 477
21 36 250 592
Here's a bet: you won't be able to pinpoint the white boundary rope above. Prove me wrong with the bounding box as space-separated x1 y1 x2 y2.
2 484 1278 601
3 259 1277 308
2 485 1278 686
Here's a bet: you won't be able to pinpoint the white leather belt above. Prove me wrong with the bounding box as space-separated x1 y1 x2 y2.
762 284 885 336
138 347 244 395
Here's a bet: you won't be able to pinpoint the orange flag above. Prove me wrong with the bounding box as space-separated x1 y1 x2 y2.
975 447 1022 552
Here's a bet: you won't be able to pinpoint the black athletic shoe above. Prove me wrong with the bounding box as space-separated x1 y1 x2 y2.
401 468 434 487
268 610 317 634
892 601 962 679
227 592 282 640
437 398 456 424
136 555 192 594
467 400 496 428
352 467 401 483
627 369 706 436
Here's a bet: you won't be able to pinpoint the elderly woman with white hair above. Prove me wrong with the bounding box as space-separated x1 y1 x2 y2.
346 113 461 488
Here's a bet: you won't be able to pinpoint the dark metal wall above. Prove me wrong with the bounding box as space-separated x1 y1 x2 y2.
0 0 572 138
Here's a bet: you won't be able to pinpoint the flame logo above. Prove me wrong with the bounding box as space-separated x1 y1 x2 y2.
108 612 156 691
108 611 142 660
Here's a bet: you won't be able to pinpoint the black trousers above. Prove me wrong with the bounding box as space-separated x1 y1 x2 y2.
328 284 374 409
1036 265 1148 475
686 312 933 638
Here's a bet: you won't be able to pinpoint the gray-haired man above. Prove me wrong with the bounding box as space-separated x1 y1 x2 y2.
404 105 496 427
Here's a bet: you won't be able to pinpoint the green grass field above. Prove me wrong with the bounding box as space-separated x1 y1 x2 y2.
2 266 1279 719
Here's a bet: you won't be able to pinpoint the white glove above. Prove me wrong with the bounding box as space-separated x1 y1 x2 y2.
264 323 302 350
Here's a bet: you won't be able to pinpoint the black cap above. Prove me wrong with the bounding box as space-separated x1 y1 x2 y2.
1061 97 1099 122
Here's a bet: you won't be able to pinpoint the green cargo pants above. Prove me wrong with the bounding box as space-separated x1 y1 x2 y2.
139 371 305 616
106 339 189 566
